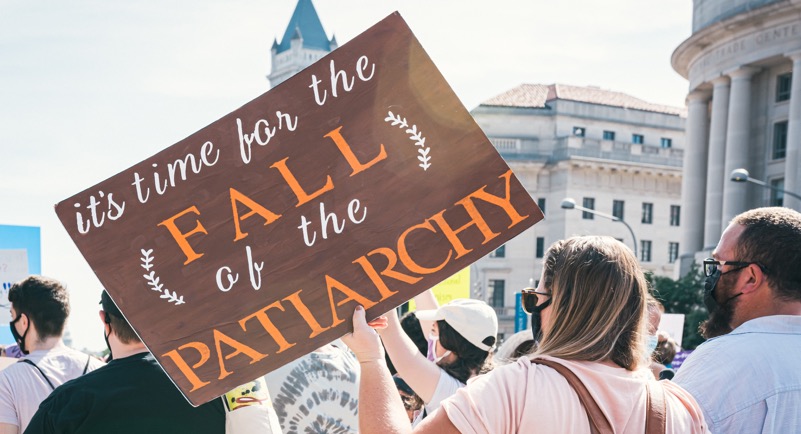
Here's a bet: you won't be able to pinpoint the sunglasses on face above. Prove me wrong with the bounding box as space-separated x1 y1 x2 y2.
702 258 761 277
521 287 552 314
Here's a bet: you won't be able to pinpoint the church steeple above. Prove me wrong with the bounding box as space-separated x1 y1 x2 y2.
267 0 335 88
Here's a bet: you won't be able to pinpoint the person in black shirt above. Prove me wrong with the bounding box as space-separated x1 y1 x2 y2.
24 291 227 434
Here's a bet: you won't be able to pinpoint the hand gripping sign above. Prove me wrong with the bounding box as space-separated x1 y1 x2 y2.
55 12 543 406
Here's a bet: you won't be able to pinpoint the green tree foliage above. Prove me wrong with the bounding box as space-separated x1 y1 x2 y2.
645 263 707 350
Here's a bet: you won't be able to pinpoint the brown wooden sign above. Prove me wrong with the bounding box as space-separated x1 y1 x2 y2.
55 12 543 406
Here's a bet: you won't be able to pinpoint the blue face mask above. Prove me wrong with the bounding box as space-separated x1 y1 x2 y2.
645 335 658 357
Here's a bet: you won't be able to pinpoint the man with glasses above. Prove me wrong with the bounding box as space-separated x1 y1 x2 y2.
674 207 801 433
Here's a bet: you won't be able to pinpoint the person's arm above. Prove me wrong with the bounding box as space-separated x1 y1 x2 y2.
412 290 439 334
0 423 18 434
343 307 459 434
378 308 442 402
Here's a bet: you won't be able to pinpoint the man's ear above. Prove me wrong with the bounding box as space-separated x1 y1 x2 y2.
740 263 766 294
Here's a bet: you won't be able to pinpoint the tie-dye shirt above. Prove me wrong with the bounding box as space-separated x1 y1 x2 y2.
263 340 360 434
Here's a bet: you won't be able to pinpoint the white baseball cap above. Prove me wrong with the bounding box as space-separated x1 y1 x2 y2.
415 299 498 351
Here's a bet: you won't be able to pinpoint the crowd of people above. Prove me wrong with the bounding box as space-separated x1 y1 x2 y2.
0 206 798 433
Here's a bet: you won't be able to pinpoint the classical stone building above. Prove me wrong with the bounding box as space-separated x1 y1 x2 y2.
267 0 337 88
672 0 801 275
470 84 686 339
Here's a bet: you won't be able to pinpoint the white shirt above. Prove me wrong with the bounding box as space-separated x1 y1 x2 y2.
412 368 464 427
0 343 104 432
674 315 801 433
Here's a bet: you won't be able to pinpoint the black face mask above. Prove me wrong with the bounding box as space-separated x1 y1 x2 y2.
10 313 30 355
529 298 552 344
703 268 744 314
103 312 113 362
701 268 744 339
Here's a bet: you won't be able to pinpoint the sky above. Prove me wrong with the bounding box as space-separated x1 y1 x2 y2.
0 0 693 352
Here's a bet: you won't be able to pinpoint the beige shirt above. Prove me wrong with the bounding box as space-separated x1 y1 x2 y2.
0 344 104 432
441 355 708 434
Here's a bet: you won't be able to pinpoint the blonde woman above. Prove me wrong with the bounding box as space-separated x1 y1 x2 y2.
344 236 708 433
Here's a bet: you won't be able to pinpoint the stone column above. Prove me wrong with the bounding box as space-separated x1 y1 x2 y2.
704 77 730 249
722 67 759 226
784 51 801 210
680 90 711 259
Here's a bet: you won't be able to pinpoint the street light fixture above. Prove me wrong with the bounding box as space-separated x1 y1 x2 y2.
561 198 639 257
730 168 801 201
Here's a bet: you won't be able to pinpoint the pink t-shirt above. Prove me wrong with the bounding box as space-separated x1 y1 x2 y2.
440 355 708 434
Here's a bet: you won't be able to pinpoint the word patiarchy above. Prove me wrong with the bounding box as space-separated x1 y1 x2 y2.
160 169 530 394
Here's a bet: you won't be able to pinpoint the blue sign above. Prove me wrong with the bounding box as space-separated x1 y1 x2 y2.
514 292 528 332
0 225 41 344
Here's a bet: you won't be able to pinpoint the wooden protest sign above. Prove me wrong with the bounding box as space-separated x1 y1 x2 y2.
55 12 543 406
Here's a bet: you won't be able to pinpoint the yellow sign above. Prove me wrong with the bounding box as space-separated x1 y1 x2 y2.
409 267 471 310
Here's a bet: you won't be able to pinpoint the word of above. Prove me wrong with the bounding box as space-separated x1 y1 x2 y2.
237 112 298 164
132 141 220 204
298 199 367 247
74 191 126 234
215 245 265 293
160 169 530 393
309 55 375 106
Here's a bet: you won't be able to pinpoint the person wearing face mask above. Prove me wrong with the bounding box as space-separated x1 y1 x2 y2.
0 276 104 434
354 290 497 427
25 290 281 434
674 207 801 433
343 236 708 433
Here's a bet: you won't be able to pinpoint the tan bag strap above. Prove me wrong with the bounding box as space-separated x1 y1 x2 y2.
531 358 612 434
645 381 667 434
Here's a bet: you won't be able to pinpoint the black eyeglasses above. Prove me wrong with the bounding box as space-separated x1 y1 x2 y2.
521 287 552 314
702 258 758 277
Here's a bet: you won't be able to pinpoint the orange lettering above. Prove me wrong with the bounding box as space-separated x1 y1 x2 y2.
229 188 282 241
158 206 207 265
467 169 529 228
282 290 332 338
397 221 451 275
270 157 334 207
353 248 419 300
213 329 267 380
325 275 377 328
324 126 387 176
239 301 296 353
162 342 212 392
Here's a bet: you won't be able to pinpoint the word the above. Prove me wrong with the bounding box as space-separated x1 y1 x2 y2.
298 199 367 247
132 141 220 204
309 55 375 106
157 125 386 265
237 112 298 164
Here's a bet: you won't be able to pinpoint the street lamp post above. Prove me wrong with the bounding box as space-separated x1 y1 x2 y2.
730 168 801 201
561 198 639 257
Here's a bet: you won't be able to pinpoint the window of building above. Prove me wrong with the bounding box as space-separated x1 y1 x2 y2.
536 237 545 258
632 134 644 144
770 178 784 207
489 279 505 308
642 202 653 224
776 73 792 102
668 242 679 264
641 240 652 262
537 197 546 215
573 126 586 137
603 130 616 140
489 245 505 258
773 121 788 159
612 200 625 220
582 197 595 219
670 205 680 227
660 138 672 148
